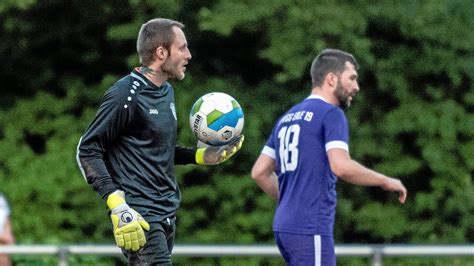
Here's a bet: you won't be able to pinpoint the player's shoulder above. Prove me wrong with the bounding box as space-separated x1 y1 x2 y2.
323 105 347 124
300 97 346 123
103 71 150 100
110 71 148 93
162 81 173 90
326 104 345 116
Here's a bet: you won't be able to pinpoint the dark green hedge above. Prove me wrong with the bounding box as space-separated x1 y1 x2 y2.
0 1 472 265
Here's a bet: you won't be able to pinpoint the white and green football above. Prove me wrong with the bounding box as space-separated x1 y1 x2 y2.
189 92 244 146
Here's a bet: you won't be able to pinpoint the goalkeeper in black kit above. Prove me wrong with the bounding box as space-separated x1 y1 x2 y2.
76 18 244 265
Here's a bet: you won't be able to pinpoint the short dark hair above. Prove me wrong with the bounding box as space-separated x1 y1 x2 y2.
136 18 185 66
310 49 359 87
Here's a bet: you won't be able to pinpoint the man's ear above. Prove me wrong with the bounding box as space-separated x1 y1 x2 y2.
155 47 168 60
326 72 338 87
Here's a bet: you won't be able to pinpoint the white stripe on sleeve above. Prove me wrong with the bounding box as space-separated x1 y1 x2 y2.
76 136 88 182
261 146 276 159
325 140 349 152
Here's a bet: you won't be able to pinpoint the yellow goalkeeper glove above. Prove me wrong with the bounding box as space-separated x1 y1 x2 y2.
106 190 150 251
195 135 244 165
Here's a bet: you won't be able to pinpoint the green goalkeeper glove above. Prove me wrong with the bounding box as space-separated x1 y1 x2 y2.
195 135 244 165
106 190 150 251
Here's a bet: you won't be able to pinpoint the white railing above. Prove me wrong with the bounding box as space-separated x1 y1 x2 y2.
0 244 473 266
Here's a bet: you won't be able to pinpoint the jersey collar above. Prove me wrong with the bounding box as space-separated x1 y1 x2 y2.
307 94 329 103
131 69 149 86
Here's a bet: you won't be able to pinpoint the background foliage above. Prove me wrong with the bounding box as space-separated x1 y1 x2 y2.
0 0 472 265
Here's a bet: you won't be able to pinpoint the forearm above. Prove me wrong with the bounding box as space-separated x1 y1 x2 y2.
175 146 198 165
337 159 388 186
254 173 279 200
251 154 278 199
0 234 9 244
328 149 407 203
0 221 14 245
77 153 116 199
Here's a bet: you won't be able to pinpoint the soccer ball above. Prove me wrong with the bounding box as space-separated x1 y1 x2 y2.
189 92 244 146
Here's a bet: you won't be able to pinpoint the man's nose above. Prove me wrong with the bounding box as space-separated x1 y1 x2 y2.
187 49 192 60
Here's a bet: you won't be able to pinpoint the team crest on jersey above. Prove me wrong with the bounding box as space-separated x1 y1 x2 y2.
170 103 177 120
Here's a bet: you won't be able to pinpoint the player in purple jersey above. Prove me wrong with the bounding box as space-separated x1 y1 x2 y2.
251 49 407 266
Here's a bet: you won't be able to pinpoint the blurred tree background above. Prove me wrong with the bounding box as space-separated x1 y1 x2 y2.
0 0 472 265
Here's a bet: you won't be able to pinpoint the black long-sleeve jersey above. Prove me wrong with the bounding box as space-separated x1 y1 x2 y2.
76 69 196 222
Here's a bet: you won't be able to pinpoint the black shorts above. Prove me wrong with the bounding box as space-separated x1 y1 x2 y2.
122 217 176 266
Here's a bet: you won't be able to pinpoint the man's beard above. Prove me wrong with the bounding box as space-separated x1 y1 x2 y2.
162 59 185 81
334 80 351 109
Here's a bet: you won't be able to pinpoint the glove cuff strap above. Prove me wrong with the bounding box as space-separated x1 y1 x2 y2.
107 190 126 209
195 148 206 165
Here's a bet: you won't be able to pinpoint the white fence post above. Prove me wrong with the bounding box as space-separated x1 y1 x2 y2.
372 249 382 266
58 246 68 266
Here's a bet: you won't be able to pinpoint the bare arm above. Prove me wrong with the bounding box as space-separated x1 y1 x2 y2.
327 149 407 203
0 218 15 245
251 154 279 200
